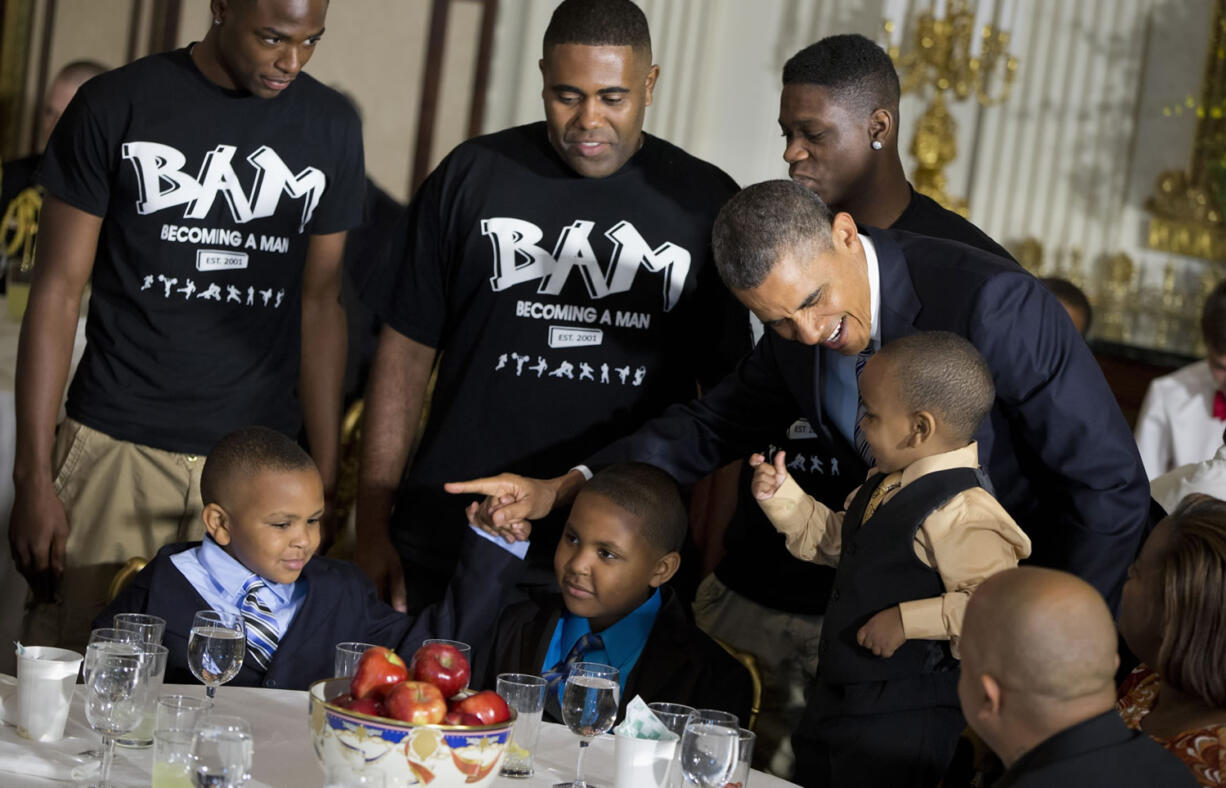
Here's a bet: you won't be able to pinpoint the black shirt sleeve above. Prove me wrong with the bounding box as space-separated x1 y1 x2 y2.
38 86 115 217
361 160 452 349
305 100 365 236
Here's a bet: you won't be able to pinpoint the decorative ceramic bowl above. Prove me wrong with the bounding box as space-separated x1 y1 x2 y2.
309 678 513 787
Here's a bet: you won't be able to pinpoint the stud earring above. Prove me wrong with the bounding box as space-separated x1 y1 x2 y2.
213 18 221 25
871 140 883 150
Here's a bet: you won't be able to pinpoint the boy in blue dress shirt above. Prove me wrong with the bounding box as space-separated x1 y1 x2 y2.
98 427 524 690
483 462 752 723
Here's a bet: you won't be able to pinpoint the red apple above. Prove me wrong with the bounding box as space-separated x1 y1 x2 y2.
384 680 448 725
453 690 511 724
442 710 484 726
339 694 386 718
411 643 471 699
350 646 409 700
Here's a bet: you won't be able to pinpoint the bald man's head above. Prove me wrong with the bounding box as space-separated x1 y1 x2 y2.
959 568 1119 766
39 60 108 149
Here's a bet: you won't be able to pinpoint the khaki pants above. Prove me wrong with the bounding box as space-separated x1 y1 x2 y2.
23 419 205 653
692 574 824 779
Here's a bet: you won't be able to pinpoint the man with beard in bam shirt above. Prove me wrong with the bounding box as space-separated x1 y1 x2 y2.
356 0 748 613
10 0 364 653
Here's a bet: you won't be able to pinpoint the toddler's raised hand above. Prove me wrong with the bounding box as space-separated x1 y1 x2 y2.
749 450 789 500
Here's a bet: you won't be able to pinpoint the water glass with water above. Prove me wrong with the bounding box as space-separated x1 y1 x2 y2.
679 719 739 788
496 673 547 778
554 662 619 788
188 611 246 700
194 714 253 787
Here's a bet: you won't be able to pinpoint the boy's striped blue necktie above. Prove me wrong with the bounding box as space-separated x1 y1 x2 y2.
542 632 604 718
240 576 281 671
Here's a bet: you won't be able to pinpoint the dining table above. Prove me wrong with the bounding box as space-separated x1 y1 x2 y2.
0 683 801 787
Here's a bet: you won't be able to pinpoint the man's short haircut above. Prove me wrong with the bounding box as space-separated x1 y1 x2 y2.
55 59 108 85
543 0 651 57
782 34 900 116
201 426 316 506
1203 279 1226 353
876 331 995 443
712 179 834 291
1040 277 1093 333
583 462 687 555
1156 494 1226 707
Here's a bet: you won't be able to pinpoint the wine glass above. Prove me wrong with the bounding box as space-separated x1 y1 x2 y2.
188 611 245 700
553 662 619 788
193 715 253 787
83 641 150 787
679 718 739 788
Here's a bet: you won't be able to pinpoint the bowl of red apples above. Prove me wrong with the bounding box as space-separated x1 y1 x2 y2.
309 642 514 787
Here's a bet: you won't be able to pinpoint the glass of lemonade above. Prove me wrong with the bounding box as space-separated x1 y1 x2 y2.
152 728 197 788
496 673 547 778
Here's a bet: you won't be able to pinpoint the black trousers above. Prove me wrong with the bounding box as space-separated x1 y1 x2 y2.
792 678 966 788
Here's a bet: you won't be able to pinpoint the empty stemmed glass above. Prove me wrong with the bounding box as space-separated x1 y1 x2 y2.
679 715 739 788
82 641 151 787
553 662 619 788
187 611 245 700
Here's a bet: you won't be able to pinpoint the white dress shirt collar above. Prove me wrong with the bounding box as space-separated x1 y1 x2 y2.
860 233 882 350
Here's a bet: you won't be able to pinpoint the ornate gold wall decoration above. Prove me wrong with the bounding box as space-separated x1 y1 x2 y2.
886 0 1019 217
1146 0 1226 262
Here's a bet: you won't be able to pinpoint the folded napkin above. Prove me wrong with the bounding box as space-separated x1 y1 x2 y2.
0 736 101 782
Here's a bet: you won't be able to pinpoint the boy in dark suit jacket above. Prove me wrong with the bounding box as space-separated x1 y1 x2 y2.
98 426 523 690
483 462 752 724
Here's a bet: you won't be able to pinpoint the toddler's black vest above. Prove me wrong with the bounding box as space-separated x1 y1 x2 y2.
818 467 983 686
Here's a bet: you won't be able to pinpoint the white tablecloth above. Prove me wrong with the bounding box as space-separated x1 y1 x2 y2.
0 684 799 787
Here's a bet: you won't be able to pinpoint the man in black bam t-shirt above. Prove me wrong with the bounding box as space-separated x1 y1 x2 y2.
10 0 363 652
356 0 748 613
691 35 1014 778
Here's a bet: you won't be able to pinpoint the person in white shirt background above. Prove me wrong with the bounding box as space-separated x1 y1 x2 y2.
1150 425 1226 514
1135 280 1226 481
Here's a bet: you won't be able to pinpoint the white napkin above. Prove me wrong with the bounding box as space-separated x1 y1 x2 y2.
613 696 678 741
0 736 101 782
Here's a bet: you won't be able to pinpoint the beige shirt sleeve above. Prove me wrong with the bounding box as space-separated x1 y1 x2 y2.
899 487 1033 655
757 473 852 567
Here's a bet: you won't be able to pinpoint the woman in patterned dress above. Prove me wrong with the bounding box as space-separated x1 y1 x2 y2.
1117 493 1226 786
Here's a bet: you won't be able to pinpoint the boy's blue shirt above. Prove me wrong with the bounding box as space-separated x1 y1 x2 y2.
171 534 305 636
170 527 528 641
542 587 662 702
